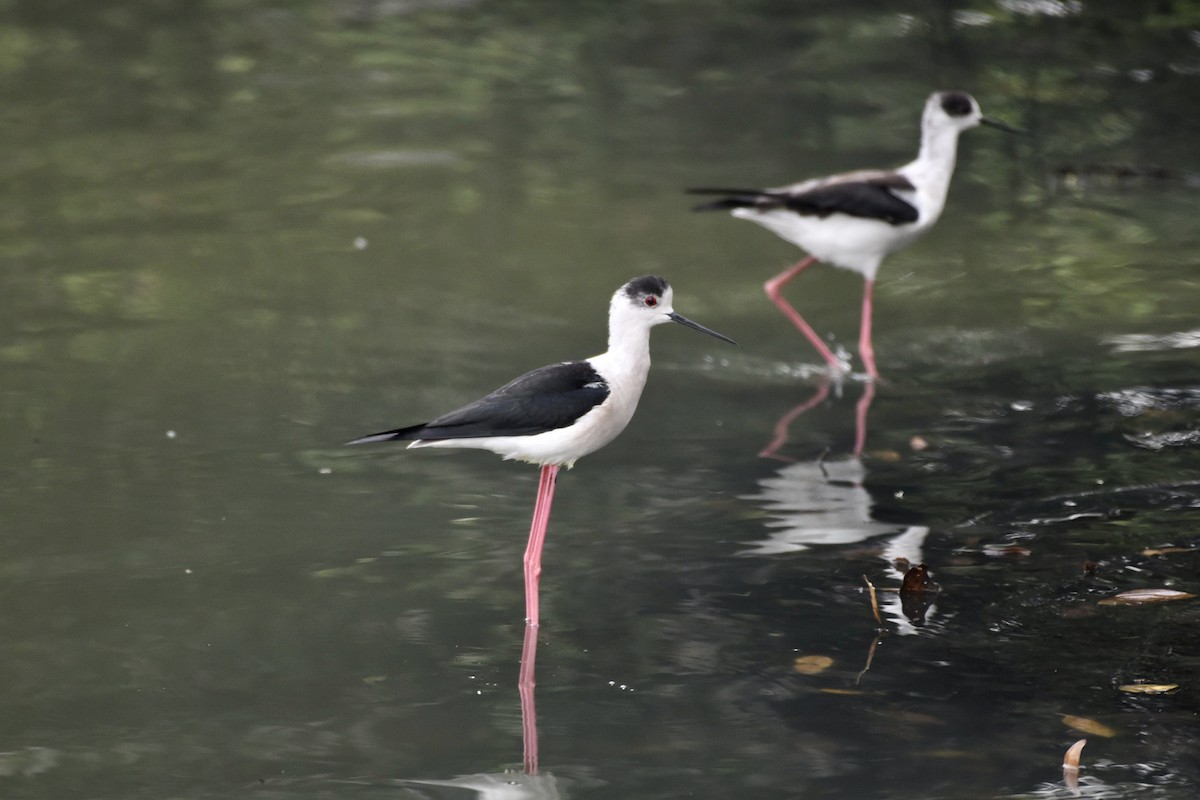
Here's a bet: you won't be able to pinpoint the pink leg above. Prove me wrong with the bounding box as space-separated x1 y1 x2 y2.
523 464 559 628
758 379 832 460
519 623 539 774
764 257 847 373
853 380 876 457
859 278 878 380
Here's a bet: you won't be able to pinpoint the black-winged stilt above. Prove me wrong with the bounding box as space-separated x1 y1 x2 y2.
347 275 734 627
688 90 1019 379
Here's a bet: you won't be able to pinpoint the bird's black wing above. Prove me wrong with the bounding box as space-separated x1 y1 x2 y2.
346 361 610 445
688 174 918 225
780 177 918 224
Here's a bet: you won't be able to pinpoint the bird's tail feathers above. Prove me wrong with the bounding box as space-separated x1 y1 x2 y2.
345 423 427 446
685 187 773 212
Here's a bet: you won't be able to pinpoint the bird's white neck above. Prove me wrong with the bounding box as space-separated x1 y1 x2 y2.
905 120 964 226
599 315 654 381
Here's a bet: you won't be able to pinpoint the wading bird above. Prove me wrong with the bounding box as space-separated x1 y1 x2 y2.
348 276 735 627
689 90 1018 379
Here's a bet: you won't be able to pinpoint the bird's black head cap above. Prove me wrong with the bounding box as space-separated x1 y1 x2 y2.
623 275 670 300
940 91 974 117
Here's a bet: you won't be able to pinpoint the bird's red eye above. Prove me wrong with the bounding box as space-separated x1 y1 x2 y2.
644 296 658 307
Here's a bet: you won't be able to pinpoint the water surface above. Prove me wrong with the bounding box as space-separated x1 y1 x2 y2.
2 2 1199 798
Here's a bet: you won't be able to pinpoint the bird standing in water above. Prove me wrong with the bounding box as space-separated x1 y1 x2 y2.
689 90 1018 379
348 276 735 627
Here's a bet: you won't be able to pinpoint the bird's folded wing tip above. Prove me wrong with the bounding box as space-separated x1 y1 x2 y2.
345 431 400 446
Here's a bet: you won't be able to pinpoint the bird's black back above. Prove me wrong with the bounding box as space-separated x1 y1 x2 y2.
347 361 611 445
687 174 919 226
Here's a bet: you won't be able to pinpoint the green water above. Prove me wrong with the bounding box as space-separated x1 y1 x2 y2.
1 2 1199 798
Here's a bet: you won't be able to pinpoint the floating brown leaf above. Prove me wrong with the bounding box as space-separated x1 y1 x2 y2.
793 655 834 675
982 544 1032 558
900 564 936 595
1062 715 1117 738
1118 683 1179 695
871 708 944 726
1098 588 1197 606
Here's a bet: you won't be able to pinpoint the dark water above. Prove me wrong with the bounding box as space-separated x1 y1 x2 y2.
2 2 1199 798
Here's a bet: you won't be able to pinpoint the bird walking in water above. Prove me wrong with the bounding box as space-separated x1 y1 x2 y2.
688 91 1018 380
347 276 735 627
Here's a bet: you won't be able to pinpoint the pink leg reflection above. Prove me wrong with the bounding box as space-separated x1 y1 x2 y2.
853 380 876 457
759 379 875 460
759 380 832 461
519 623 539 774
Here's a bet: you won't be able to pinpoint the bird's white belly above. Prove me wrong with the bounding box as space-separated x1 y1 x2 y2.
414 394 639 468
733 208 926 278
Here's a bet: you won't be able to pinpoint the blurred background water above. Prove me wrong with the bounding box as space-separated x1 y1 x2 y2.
1 1 1199 798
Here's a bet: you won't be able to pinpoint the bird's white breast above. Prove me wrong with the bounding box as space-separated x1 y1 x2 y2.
733 208 924 279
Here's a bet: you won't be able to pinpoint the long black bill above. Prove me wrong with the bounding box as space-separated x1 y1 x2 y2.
981 116 1025 135
668 311 737 344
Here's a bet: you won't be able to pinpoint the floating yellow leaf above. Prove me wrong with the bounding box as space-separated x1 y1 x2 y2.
793 655 834 675
1098 589 1197 606
1141 546 1194 556
1118 683 1179 695
1062 715 1117 738
819 688 867 696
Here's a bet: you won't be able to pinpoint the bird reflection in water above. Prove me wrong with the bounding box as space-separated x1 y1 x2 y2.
382 628 558 800
518 625 540 775
758 377 876 460
391 770 559 800
745 454 925 556
747 390 938 632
